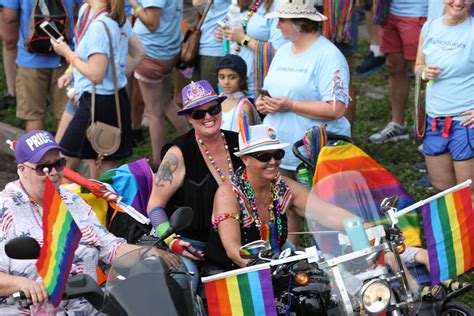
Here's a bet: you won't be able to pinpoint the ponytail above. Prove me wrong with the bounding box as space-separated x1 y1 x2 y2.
108 0 126 26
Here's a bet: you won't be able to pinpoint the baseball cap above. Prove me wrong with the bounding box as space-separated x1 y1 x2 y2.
15 130 62 164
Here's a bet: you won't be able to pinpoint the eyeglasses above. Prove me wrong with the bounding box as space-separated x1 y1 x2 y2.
248 149 285 162
24 158 67 176
189 104 222 120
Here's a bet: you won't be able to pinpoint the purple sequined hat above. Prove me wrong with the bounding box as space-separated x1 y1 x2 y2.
15 130 62 164
178 80 226 115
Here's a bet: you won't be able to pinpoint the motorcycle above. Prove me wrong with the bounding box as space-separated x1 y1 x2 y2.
4 206 202 316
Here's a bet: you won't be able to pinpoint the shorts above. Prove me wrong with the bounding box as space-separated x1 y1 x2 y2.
64 100 78 116
192 55 221 92
134 54 179 84
60 88 133 160
16 66 68 121
400 246 423 264
379 13 426 61
423 117 474 161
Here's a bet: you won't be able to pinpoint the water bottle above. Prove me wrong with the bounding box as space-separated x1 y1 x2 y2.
296 166 312 190
223 0 241 54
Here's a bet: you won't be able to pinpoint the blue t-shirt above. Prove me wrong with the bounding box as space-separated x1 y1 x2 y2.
263 36 351 170
422 17 474 119
74 14 132 95
133 0 183 60
199 0 230 57
2 0 81 68
230 0 287 98
390 0 428 17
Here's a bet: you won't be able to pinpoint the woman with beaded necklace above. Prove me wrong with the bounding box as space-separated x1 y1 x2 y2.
206 124 358 270
216 0 287 100
146 80 243 291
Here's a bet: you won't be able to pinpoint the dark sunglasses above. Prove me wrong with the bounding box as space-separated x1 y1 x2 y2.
189 103 222 120
248 149 285 162
24 158 67 176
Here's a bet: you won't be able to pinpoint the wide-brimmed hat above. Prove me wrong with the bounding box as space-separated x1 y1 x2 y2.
265 0 327 22
234 124 289 157
15 130 62 164
178 80 226 115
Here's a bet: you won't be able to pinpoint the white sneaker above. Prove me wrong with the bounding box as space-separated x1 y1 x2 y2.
368 122 409 144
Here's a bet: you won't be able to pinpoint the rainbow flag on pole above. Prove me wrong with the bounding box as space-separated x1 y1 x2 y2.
36 177 82 307
203 266 277 316
421 184 474 285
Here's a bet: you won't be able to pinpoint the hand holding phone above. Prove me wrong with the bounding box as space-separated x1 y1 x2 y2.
258 88 271 98
40 21 64 42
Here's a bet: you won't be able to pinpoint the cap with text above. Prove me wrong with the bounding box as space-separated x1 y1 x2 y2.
15 130 62 164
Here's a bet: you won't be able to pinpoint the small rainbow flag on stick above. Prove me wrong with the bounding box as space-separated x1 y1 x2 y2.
203 265 277 315
36 177 82 307
421 182 474 285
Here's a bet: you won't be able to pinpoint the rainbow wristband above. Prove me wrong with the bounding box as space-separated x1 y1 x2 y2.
149 207 169 234
133 6 143 16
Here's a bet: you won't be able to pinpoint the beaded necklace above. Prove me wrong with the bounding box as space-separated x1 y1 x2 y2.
18 181 43 228
241 169 283 253
235 0 263 53
197 132 234 182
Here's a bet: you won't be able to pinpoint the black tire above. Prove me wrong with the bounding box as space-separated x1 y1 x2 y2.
441 302 474 316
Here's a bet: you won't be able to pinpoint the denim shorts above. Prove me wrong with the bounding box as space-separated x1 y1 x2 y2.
423 117 474 161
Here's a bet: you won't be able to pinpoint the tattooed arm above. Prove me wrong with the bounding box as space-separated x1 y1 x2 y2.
146 146 186 212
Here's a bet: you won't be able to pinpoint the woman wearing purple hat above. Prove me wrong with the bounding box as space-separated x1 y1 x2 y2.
0 130 179 313
146 80 244 291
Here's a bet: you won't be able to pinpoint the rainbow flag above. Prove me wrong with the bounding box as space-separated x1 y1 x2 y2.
312 143 421 252
204 267 276 315
36 177 82 307
422 186 474 285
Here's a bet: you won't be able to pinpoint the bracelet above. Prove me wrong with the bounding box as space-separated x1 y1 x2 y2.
421 66 427 81
133 6 143 16
65 66 74 74
65 51 77 64
212 212 241 230
169 238 186 254
240 35 250 47
148 207 169 233
164 233 177 246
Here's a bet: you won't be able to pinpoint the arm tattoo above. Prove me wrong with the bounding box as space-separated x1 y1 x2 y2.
155 153 179 187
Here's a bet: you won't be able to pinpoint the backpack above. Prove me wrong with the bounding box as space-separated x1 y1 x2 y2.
25 0 70 55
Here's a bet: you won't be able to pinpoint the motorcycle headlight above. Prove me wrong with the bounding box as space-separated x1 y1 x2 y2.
361 280 391 314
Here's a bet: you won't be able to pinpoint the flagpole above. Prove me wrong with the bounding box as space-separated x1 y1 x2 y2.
391 179 472 221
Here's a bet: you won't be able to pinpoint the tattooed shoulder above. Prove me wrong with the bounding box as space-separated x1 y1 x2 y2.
155 153 179 187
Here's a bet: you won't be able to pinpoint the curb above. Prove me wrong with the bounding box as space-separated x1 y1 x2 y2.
0 122 23 157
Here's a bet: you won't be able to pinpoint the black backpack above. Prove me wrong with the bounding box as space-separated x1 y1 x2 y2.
25 0 70 55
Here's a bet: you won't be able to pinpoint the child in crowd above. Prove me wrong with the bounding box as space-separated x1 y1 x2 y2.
217 54 261 132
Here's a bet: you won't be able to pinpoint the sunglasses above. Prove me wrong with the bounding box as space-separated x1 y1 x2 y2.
189 104 222 120
24 158 67 176
248 149 285 162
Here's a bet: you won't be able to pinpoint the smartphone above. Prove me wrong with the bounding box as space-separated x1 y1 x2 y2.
343 217 370 251
258 88 271 97
217 20 227 28
39 21 64 42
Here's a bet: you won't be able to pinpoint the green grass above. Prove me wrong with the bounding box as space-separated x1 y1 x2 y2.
1 40 472 305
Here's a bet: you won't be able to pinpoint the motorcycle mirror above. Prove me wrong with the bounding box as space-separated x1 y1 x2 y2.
380 196 399 214
5 236 41 260
169 206 193 233
239 240 271 259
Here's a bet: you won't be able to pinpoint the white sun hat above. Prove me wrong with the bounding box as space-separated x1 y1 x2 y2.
234 124 289 157
265 0 327 22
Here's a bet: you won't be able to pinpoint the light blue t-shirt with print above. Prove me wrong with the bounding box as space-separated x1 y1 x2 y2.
199 0 230 57
263 36 351 170
390 0 428 17
230 0 287 98
422 17 474 119
133 0 183 60
74 15 132 95
2 0 81 68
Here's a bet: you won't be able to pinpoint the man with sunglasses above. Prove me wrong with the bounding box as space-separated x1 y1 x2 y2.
206 125 360 270
0 130 180 312
146 80 244 292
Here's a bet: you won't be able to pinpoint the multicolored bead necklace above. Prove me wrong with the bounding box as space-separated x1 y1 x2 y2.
18 180 43 228
241 169 283 253
197 132 234 181
235 0 263 53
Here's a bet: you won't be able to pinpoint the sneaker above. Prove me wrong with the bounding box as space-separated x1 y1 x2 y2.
413 175 433 189
417 144 424 154
415 162 427 173
368 122 409 143
355 52 386 77
0 94 16 110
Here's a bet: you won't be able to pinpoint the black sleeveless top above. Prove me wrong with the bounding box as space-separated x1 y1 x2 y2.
162 129 243 242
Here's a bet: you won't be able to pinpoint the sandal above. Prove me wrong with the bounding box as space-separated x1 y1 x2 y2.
444 280 471 298
420 285 442 300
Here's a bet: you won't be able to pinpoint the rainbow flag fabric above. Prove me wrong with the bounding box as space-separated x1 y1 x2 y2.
36 177 82 307
422 186 474 285
313 143 421 248
204 268 277 316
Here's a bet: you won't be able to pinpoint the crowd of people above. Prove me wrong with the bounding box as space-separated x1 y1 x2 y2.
0 0 473 312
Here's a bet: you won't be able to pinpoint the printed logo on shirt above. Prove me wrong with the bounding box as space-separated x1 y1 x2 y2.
274 67 308 74
431 39 466 50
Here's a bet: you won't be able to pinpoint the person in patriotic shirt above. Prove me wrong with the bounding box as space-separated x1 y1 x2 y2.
0 130 179 313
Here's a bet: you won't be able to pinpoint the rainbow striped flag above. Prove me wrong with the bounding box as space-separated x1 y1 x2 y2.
36 177 82 307
204 267 277 315
421 186 474 285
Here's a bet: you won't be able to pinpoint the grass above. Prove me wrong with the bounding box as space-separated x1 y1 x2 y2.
0 40 472 306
